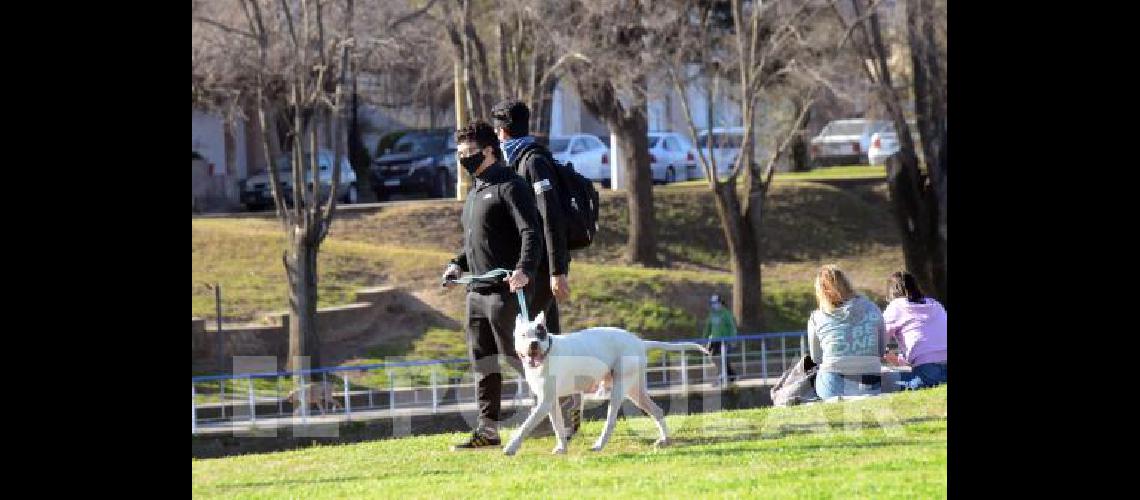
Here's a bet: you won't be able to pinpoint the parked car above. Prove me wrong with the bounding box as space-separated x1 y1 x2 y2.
867 121 921 166
548 134 611 186
240 149 357 211
809 119 894 166
647 132 697 184
693 127 767 179
371 129 456 200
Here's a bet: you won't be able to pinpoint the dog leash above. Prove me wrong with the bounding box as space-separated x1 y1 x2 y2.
444 267 528 318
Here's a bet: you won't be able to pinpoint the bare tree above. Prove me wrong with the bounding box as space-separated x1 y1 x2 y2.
525 0 662 266
828 0 947 305
662 0 827 330
193 0 371 375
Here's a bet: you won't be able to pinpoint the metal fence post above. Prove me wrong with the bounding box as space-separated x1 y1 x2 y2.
300 373 308 424
220 380 226 420
681 351 688 389
344 373 352 419
247 376 256 423
277 376 283 416
761 340 768 380
431 369 439 413
781 336 787 372
368 371 375 409
389 371 396 417
662 353 669 385
720 341 728 385
740 339 747 377
192 384 197 434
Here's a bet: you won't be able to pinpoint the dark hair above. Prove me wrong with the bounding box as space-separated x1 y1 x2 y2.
887 271 925 304
491 99 530 138
455 120 501 160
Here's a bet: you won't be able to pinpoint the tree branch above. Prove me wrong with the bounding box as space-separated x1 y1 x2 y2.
194 16 257 39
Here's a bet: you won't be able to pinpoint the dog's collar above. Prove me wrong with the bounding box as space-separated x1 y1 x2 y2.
540 337 553 358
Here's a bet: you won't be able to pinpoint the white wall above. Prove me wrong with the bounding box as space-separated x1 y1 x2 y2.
192 109 226 176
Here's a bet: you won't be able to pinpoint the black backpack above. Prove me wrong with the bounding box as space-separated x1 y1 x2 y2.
518 144 600 250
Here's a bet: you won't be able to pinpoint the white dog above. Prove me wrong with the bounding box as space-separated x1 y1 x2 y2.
503 311 710 455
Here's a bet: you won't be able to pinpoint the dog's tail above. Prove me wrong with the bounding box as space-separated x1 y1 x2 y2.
642 340 711 356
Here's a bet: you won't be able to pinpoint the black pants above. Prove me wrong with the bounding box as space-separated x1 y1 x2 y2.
466 289 525 424
708 340 737 378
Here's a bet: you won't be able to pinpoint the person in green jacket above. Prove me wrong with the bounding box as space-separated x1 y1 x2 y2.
704 294 738 385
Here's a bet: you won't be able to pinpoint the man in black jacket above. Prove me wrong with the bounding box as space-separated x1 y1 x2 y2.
491 100 580 439
442 121 540 449
491 99 571 332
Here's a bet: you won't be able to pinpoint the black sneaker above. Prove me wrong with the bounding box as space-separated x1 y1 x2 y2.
451 428 501 450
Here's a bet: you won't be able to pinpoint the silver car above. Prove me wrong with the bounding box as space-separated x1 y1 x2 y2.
809 119 893 166
548 134 611 186
240 149 358 210
648 132 697 184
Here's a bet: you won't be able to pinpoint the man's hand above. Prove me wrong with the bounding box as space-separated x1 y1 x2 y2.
551 274 570 301
441 264 462 287
508 270 530 292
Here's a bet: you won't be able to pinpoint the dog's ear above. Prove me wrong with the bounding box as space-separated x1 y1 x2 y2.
535 311 546 326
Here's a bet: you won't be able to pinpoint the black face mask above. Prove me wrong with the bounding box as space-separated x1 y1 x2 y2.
460 151 485 174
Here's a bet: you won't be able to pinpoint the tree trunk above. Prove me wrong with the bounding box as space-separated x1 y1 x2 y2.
710 182 763 331
577 78 658 266
791 101 812 172
348 75 377 202
286 232 321 372
616 110 657 266
907 0 948 306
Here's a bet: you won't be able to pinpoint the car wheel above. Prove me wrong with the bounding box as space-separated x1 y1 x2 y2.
432 169 450 198
342 184 359 204
666 166 676 184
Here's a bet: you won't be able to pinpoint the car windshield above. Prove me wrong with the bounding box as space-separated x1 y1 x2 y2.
696 133 744 149
548 138 571 152
274 154 318 171
822 122 866 136
393 134 446 153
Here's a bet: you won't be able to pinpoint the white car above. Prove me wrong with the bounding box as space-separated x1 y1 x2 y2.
693 127 767 179
809 119 894 166
868 122 922 166
548 134 610 186
240 149 357 210
647 132 697 184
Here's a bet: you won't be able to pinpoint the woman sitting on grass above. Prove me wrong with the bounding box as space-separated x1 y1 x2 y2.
807 265 886 399
881 271 947 388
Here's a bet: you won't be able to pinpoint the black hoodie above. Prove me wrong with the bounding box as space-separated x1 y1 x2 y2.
450 161 541 292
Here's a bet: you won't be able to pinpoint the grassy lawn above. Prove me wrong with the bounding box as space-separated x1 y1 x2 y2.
668 165 886 189
192 386 947 499
192 181 904 369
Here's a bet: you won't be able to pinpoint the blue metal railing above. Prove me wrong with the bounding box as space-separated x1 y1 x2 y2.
191 330 809 433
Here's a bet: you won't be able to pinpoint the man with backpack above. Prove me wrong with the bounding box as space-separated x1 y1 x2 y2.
491 99 586 439
492 100 571 328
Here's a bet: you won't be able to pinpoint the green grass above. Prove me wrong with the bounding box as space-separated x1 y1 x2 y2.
668 165 886 189
192 386 947 498
193 181 904 369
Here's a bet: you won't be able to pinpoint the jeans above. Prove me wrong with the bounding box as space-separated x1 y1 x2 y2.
901 362 947 388
816 371 881 399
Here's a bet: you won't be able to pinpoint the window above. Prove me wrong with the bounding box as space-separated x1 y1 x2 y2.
570 140 586 154
589 136 606 150
649 136 662 149
549 138 571 153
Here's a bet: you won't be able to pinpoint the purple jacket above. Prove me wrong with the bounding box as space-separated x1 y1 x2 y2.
882 297 947 366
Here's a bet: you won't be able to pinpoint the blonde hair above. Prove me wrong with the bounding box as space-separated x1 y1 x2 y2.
814 264 857 313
